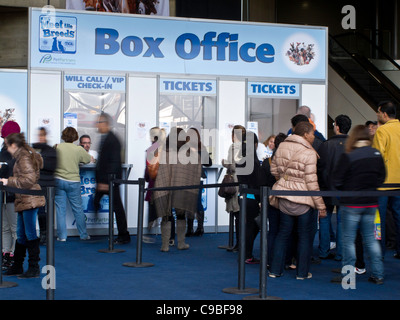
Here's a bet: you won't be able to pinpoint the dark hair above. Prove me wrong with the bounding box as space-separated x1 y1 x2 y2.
99 112 113 125
186 127 202 150
232 125 246 142
274 133 287 150
345 125 371 153
378 101 397 119
166 127 186 151
61 127 79 143
335 114 352 134
291 114 309 128
79 134 91 144
7 133 40 170
293 121 314 136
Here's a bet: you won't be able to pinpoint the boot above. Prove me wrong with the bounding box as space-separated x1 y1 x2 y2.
193 211 204 236
18 239 40 279
176 219 189 250
3 241 26 276
186 218 194 237
160 220 171 252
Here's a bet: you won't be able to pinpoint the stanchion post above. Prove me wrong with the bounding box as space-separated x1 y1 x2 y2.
123 178 154 268
99 174 125 253
244 186 282 300
0 186 18 288
223 184 257 295
46 186 55 300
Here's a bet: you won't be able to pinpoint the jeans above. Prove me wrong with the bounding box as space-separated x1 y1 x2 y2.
270 208 313 278
318 206 342 259
17 208 39 245
55 178 89 240
341 206 384 279
378 196 400 256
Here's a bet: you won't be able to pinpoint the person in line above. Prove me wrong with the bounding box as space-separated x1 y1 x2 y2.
0 121 21 271
221 125 245 253
144 127 166 243
317 114 351 261
332 125 386 284
365 120 378 138
54 127 91 241
372 101 400 258
1 133 46 278
79 134 98 163
32 127 57 246
287 105 326 143
237 131 261 264
269 121 327 280
94 113 131 244
259 132 287 267
185 127 212 237
153 127 202 252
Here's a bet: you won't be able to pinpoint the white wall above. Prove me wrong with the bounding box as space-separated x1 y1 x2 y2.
29 70 62 145
301 83 327 138
126 75 158 229
217 80 246 228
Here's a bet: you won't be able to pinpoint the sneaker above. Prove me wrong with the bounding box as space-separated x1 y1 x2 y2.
330 242 336 250
80 235 91 240
368 276 384 285
268 272 282 278
296 272 312 280
355 267 366 275
57 238 66 242
245 257 260 264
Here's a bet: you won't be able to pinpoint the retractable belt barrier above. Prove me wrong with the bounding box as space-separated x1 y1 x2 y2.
3 178 398 301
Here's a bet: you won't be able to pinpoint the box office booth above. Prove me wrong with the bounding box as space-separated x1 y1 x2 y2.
0 8 328 235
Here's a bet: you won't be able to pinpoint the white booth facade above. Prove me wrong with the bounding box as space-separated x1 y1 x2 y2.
21 8 328 235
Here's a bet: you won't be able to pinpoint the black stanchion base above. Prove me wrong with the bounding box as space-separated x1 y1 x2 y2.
243 294 283 300
98 248 126 253
218 245 231 249
122 262 154 268
222 287 258 295
0 281 18 288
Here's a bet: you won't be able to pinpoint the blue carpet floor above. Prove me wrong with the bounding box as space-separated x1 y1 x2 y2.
0 233 399 301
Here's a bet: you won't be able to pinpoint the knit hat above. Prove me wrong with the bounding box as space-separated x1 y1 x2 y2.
1 121 21 138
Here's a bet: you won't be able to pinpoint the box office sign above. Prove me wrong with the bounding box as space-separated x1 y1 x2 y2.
30 8 327 80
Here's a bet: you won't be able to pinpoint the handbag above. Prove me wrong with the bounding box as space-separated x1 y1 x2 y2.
218 173 237 198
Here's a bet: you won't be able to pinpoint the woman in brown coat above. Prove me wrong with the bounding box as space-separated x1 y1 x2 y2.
153 127 202 252
1 133 45 278
269 122 326 280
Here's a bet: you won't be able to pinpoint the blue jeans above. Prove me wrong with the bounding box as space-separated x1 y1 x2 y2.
378 196 400 256
341 206 384 279
270 208 313 278
318 206 342 259
17 209 39 244
55 178 89 240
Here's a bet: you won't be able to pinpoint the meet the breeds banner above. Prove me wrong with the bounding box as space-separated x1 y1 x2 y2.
66 0 170 16
30 8 327 80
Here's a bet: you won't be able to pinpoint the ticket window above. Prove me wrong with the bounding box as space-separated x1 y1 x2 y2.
247 98 298 145
158 78 218 160
63 74 127 160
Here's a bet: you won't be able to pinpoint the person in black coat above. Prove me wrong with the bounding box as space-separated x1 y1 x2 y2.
32 127 57 245
332 125 386 284
317 114 351 261
94 113 130 244
0 121 21 269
